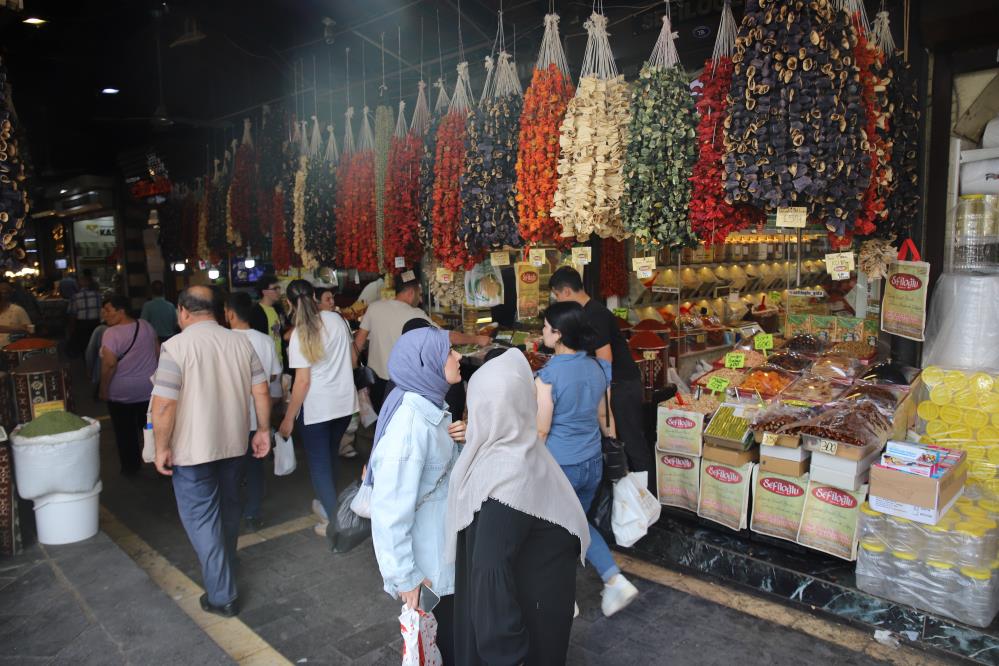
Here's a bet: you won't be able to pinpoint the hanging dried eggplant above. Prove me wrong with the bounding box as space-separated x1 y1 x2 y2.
303 118 337 268
419 79 449 248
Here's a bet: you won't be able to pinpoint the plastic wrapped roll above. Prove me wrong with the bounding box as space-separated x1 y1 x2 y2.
924 273 999 373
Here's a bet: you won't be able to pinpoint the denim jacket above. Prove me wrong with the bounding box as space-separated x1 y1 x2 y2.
370 392 458 598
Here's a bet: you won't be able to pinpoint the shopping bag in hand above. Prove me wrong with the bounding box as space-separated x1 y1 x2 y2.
400 605 443 666
329 480 371 553
358 387 378 428
588 478 615 544
273 432 296 476
611 471 662 547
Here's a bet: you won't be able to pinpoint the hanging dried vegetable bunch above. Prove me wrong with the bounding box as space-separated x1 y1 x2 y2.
256 105 286 256
874 6 919 240
303 117 337 267
270 184 292 272
207 151 231 263
0 59 29 261
292 120 314 269
336 107 379 272
428 263 465 309
197 176 211 262
158 191 184 264
432 63 476 271
516 14 574 247
228 118 258 246
180 185 199 262
690 1 765 245
383 102 424 273
621 10 699 247
374 104 394 269
418 79 448 247
551 12 631 241
460 50 524 257
723 0 871 236
600 237 629 298
280 120 302 267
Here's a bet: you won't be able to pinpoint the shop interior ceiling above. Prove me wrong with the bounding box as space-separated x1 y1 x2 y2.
1 0 991 189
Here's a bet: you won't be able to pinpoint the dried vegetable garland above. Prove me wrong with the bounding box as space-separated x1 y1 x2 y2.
459 52 523 257
432 64 475 271
374 105 394 270
303 121 337 267
157 195 184 264
197 179 211 262
516 14 574 247
336 107 378 272
270 186 293 272
418 81 448 248
551 13 631 241
599 237 629 298
621 14 699 247
428 261 465 309
383 103 424 272
180 189 198 263
292 155 314 269
851 15 892 238
228 119 258 246
256 105 286 254
207 153 230 263
723 0 871 235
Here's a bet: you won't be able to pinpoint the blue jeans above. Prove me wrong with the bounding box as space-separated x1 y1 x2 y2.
560 454 620 583
298 414 352 523
243 433 264 520
172 456 244 606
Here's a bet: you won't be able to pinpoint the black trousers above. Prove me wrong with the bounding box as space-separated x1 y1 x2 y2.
433 593 456 666
107 399 148 474
611 377 653 486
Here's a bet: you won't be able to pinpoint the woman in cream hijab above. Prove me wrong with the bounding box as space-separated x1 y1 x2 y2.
446 349 590 666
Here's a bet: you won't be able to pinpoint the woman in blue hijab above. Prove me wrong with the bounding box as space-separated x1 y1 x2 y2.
369 327 464 666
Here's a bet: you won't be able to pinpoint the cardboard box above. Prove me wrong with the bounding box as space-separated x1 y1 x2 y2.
810 446 883 491
761 456 810 477
703 444 759 467
761 444 810 462
802 434 884 462
703 403 759 452
869 451 968 525
755 431 801 448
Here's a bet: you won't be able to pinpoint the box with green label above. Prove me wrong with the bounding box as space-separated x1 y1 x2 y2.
703 403 760 451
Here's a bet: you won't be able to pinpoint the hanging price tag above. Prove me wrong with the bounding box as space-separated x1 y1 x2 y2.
436 267 454 284
754 333 774 351
401 270 416 283
612 307 629 320
529 249 546 267
706 376 731 394
776 206 808 228
394 256 406 268
632 257 656 280
724 352 746 369
761 433 778 446
824 252 854 280
571 247 592 265
490 251 510 267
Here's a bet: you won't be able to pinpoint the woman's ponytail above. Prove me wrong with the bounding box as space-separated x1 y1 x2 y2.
287 279 325 364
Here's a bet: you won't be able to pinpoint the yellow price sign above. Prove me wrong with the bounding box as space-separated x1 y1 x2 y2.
724 352 746 369
816 438 839 455
32 400 65 419
529 249 546 267
571 247 592 265
754 334 774 351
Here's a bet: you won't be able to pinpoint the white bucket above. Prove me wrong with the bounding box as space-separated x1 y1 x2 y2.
33 481 101 545
10 418 101 500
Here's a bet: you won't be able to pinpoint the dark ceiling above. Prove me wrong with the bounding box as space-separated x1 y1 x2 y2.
0 0 956 187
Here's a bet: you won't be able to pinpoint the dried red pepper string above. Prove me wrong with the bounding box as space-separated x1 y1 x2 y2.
852 22 891 239
270 188 293 272
229 133 258 247
599 237 628 298
335 151 379 273
432 111 477 271
383 131 424 273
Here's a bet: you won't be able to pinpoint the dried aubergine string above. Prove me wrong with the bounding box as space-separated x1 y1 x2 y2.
599 237 629 298
419 109 444 248
303 152 337 267
270 187 292 272
724 0 871 235
882 54 919 240
374 105 394 269
851 23 892 239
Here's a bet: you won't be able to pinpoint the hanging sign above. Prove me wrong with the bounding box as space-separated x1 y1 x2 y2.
824 252 855 280
571 247 592 265
394 256 406 268
436 267 454 284
490 251 510 267
632 257 656 280
880 240 929 342
529 249 546 267
775 206 808 229
612 307 629 320
515 263 541 320
724 352 746 369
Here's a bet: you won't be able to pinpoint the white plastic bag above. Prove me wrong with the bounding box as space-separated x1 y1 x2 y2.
273 432 296 476
358 388 378 428
400 605 443 666
349 481 373 519
611 471 661 547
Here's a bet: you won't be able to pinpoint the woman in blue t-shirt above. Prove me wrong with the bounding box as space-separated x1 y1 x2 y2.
535 301 640 617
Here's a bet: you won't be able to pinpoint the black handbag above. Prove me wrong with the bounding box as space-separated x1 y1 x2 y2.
353 364 377 390
594 360 629 483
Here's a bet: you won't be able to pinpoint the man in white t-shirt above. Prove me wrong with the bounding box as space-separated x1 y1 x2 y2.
225 292 282 530
353 271 491 411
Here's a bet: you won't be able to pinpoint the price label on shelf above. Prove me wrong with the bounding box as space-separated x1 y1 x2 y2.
816 438 839 456
706 376 731 394
529 249 546 267
824 252 854 280
754 334 774 351
612 308 629 320
632 257 656 280
761 433 778 446
724 352 746 369
776 206 808 228
642 351 658 361
436 267 454 284
491 251 511 267
571 247 592 265
394 256 406 268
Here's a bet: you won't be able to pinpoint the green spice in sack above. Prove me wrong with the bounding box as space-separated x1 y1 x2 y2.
19 411 89 438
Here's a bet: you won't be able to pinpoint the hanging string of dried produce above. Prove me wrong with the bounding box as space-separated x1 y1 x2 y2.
460 45 524 258
723 0 871 237
197 176 211 262
270 185 292 272
180 184 199 262
336 106 379 272
874 3 919 240
228 119 258 247
621 9 699 247
551 11 631 241
384 102 424 272
432 62 476 270
418 81 447 247
256 105 286 254
516 13 574 248
207 151 230 263
689 1 764 246
373 37 394 270
281 126 301 268
158 190 184 264
292 119 314 268
303 117 338 267
599 237 628 298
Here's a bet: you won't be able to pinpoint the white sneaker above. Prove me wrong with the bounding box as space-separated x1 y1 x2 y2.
312 499 328 521
601 575 638 617
314 521 329 537
573 602 580 619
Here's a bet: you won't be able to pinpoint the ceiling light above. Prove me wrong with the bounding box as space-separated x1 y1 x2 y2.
174 262 186 272
59 189 67 194
243 258 256 269
208 268 220 280
101 88 120 95
22 17 46 26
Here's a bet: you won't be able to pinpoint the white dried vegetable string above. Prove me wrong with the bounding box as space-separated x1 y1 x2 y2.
872 5 897 56
493 51 521 99
648 9 680 71
342 107 355 156
298 120 308 157
324 124 339 164
411 80 431 135
579 12 617 81
308 116 322 159
478 55 496 106
394 100 408 139
536 13 571 79
711 0 738 67
450 61 473 113
433 78 451 114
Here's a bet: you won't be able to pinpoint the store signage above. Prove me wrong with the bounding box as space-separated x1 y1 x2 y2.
657 407 704 457
490 251 510 267
787 288 826 298
699 461 754 530
824 252 855 280
706 465 742 484
129 176 172 200
652 285 680 294
751 468 809 542
632 257 656 279
724 352 746 369
775 206 808 228
797 480 865 560
571 247 592 265
881 258 929 341
515 263 540 319
656 453 700 512
436 267 454 284
663 454 695 469
888 273 922 291
812 485 858 509
666 416 696 430
529 248 546 267
761 477 804 498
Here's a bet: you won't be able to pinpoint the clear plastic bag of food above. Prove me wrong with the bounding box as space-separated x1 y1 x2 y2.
782 401 891 449
766 351 813 374
810 354 863 380
750 402 814 440
786 333 825 355
842 383 907 418
780 375 849 406
737 364 796 397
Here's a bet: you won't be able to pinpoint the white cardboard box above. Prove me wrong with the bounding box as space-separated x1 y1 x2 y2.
761 444 811 462
869 489 963 526
810 446 882 492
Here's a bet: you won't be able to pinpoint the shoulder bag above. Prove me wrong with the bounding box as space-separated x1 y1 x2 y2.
339 316 377 389
592 358 629 482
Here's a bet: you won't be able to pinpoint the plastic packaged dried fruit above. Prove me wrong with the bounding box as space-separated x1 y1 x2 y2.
811 354 864 380
780 374 849 405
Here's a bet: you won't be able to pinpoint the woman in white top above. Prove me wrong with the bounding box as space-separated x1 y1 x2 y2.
278 280 358 536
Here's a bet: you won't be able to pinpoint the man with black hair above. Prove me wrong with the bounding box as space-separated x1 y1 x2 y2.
353 270 490 412
151 285 271 618
249 274 285 367
549 266 653 481
141 280 178 342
